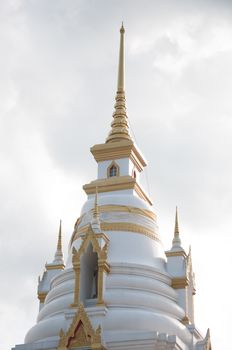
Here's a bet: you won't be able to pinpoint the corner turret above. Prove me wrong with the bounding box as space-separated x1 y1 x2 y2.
166 208 196 325
37 221 65 310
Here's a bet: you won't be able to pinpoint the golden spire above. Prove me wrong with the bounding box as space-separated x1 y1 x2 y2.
117 23 125 91
205 328 211 346
57 219 62 252
53 220 64 265
106 23 132 143
93 187 99 219
172 206 182 248
91 187 101 232
174 206 179 238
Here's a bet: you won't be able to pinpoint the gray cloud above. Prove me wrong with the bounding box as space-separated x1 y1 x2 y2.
1 1 231 349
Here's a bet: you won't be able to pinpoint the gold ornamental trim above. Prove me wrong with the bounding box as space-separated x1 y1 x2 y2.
72 222 160 243
165 250 187 258
99 204 156 221
83 175 135 194
83 176 152 205
171 277 189 289
107 160 120 178
57 304 105 350
70 205 156 246
181 315 190 325
45 263 65 270
37 292 47 303
90 139 147 172
134 182 152 205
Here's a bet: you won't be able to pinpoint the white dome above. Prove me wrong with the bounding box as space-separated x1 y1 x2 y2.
25 191 193 348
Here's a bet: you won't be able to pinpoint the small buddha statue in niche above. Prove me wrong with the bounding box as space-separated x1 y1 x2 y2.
91 267 98 298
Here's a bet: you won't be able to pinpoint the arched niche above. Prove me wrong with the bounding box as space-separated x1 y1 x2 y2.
79 243 98 304
71 226 110 308
107 161 120 178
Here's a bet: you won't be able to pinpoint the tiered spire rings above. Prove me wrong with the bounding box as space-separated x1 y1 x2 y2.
172 206 182 248
106 24 132 143
53 220 64 265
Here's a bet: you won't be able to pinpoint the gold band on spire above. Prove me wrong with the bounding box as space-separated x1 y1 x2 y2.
118 23 125 91
106 24 132 143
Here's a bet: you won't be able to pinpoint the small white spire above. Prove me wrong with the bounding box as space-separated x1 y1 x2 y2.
204 328 211 348
172 206 182 249
53 220 64 265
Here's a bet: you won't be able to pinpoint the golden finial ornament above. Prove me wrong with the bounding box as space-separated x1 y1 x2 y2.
172 206 182 248
120 22 125 34
174 206 179 238
57 219 62 252
52 220 64 265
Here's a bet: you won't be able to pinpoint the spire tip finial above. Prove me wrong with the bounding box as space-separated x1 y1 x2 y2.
120 22 125 34
174 206 179 237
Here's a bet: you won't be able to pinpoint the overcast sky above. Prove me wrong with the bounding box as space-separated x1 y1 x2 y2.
1 1 232 349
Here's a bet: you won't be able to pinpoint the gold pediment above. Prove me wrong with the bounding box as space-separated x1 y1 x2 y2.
57 304 105 350
69 323 91 348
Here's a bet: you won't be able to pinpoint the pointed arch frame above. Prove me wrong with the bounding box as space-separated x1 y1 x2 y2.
71 225 110 307
107 161 120 178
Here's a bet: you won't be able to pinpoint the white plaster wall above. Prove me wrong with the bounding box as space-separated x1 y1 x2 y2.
106 231 164 266
97 158 138 179
166 256 186 277
175 288 187 314
187 283 194 323
23 190 194 349
81 192 152 216
25 260 192 346
78 211 157 232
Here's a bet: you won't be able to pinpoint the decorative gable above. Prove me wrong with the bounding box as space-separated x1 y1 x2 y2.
57 304 105 350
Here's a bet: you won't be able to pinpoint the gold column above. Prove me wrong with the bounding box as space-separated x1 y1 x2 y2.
71 262 80 307
97 264 104 306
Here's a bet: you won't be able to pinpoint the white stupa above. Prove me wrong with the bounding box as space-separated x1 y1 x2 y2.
12 25 212 350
